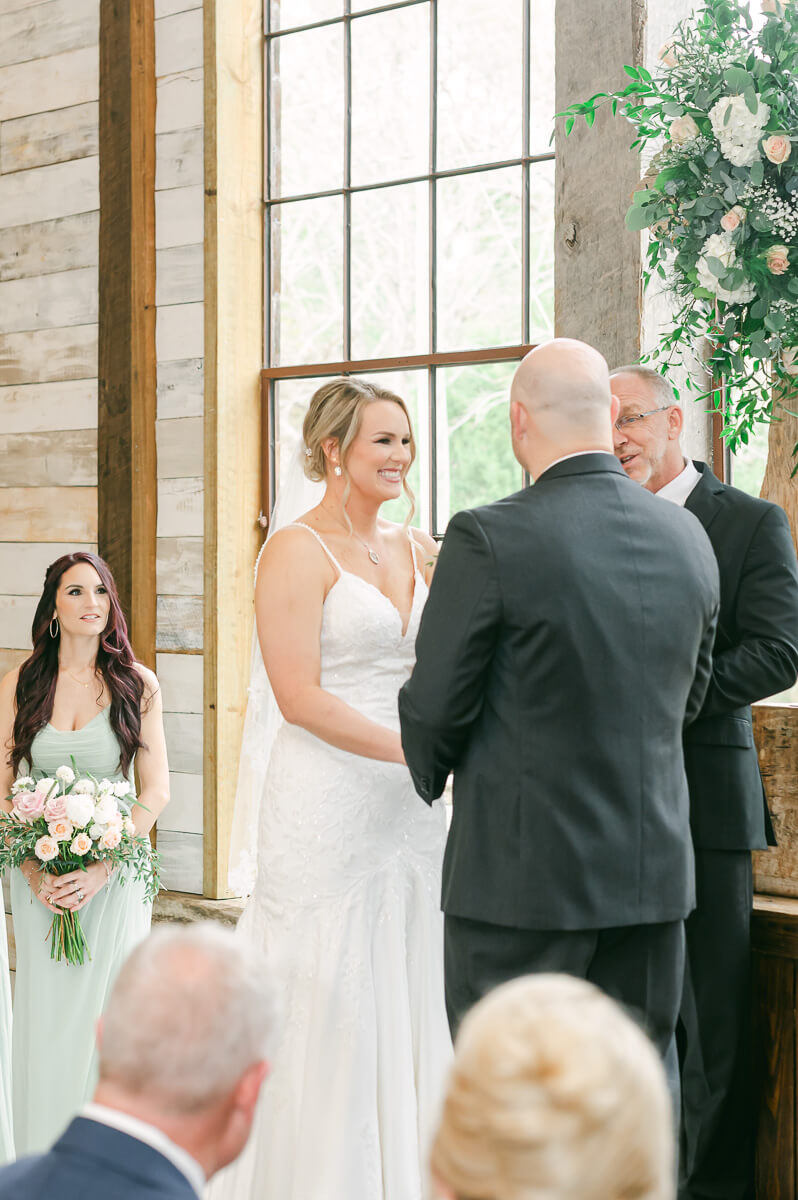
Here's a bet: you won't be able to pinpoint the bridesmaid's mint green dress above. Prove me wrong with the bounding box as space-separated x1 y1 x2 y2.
10 708 152 1156
0 904 12 1164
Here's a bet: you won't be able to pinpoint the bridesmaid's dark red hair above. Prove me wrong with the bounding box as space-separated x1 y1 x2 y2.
10 553 145 777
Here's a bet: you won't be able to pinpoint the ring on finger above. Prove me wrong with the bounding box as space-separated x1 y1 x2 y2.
76 890 84 902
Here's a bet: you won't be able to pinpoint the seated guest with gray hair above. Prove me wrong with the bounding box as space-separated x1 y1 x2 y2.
430 974 674 1200
0 922 278 1199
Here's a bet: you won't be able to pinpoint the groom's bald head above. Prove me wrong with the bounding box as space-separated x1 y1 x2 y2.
510 339 618 476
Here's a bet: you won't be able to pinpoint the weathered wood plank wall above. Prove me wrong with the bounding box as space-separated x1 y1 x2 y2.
0 0 100 703
154 0 205 892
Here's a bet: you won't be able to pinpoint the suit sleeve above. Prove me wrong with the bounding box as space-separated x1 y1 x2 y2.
685 591 719 726
700 505 798 716
399 509 502 803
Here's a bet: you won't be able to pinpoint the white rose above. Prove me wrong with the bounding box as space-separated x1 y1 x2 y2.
112 780 132 798
11 776 34 795
94 795 118 825
37 777 58 800
65 792 95 828
89 822 105 840
696 232 756 304
55 765 75 786
97 779 114 796
782 347 798 375
669 115 700 146
72 778 96 795
709 94 769 168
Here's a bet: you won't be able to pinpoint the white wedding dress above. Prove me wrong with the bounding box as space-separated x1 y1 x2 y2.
209 523 451 1200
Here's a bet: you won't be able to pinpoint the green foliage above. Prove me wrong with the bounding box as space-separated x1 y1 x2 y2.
555 0 798 452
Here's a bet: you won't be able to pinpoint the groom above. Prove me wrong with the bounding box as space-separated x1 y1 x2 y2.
399 338 720 1057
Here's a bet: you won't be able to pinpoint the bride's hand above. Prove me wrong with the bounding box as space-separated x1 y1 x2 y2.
45 862 114 912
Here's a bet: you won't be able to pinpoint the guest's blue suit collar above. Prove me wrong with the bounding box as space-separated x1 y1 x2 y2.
57 1117 198 1196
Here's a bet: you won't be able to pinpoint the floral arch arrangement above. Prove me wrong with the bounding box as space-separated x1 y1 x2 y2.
558 0 798 458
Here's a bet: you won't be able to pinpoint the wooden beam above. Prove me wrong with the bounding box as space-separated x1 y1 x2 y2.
97 0 157 668
203 0 263 898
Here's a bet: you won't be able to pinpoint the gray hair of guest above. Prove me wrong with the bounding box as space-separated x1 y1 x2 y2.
609 363 679 410
98 922 279 1113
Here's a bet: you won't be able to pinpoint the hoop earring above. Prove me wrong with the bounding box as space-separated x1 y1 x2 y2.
334 466 342 477
49 616 59 639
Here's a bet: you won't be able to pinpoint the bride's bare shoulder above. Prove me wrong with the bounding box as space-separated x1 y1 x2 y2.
256 518 335 589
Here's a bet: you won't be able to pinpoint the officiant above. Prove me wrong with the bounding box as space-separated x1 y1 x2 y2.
611 363 798 1200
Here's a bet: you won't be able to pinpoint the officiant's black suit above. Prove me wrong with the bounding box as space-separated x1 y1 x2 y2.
678 462 798 1200
398 452 719 1057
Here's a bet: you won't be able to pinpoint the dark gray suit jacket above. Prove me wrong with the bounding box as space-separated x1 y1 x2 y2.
683 462 798 850
399 453 720 932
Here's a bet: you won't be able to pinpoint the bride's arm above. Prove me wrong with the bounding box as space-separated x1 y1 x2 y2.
256 530 405 764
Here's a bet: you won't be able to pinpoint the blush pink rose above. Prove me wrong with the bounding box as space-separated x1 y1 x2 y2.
720 205 746 233
13 788 47 821
763 135 791 164
48 817 74 842
766 244 790 274
34 835 59 862
43 793 68 821
70 833 92 856
101 827 122 850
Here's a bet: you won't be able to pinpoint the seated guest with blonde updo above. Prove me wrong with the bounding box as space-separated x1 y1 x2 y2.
430 974 674 1200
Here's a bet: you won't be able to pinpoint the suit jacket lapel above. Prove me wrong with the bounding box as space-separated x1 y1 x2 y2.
684 460 724 533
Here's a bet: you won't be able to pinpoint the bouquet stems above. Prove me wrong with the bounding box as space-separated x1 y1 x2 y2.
48 909 91 966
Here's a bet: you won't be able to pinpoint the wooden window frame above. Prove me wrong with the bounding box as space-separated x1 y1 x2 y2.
263 0 552 532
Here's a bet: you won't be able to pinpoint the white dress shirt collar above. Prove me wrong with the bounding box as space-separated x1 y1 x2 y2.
81 1102 206 1196
655 458 702 507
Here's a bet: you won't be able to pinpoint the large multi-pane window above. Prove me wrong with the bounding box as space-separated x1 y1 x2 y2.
263 0 555 532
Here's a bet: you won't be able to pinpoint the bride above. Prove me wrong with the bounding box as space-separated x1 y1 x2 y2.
209 377 451 1200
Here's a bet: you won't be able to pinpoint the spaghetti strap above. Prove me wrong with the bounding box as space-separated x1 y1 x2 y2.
407 529 424 573
287 521 344 577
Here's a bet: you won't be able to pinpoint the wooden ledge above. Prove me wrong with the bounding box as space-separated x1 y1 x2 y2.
753 893 798 960
152 889 245 928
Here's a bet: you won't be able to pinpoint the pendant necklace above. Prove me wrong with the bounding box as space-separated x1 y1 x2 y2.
321 503 381 564
62 667 94 690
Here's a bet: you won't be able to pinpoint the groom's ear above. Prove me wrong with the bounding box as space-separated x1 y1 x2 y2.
510 399 528 441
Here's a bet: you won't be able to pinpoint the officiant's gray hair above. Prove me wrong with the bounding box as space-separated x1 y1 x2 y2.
609 364 679 409
98 922 279 1113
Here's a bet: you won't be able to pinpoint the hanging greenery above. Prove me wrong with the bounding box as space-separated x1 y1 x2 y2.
557 0 798 453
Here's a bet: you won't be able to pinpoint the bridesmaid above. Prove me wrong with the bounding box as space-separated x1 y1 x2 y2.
0 552 169 1156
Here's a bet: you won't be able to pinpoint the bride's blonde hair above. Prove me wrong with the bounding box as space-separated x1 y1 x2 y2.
302 377 416 525
431 974 673 1200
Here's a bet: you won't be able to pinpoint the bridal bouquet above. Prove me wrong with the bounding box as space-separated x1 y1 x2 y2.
557 0 798 455
0 761 160 965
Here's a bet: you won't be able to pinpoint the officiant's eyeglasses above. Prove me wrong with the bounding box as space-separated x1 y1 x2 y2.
614 406 672 431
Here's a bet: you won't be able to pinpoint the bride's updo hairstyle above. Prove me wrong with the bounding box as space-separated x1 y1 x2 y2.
302 376 416 524
431 974 673 1200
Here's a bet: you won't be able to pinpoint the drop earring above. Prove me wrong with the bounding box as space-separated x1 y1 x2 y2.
49 616 59 639
334 465 342 477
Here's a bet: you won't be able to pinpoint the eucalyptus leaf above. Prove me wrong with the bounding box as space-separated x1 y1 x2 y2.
743 88 759 115
749 159 764 185
706 256 728 278
724 67 754 92
625 204 660 231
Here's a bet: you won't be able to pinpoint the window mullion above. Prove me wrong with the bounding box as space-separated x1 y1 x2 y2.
343 1 353 362
428 0 438 534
